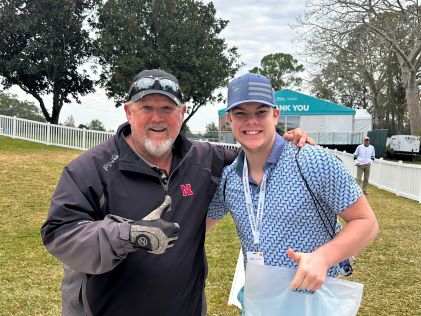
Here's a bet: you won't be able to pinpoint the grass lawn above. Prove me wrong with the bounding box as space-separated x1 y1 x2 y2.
0 135 420 315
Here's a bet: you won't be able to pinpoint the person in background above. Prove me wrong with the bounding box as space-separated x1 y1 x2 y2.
206 73 378 313
41 69 313 316
354 136 376 195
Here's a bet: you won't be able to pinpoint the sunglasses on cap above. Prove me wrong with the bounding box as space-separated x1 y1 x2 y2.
128 76 183 105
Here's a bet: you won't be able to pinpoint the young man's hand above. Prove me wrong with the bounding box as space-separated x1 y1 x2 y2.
287 248 328 291
283 128 316 147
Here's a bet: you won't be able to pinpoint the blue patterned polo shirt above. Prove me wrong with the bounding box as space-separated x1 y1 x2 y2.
207 139 362 277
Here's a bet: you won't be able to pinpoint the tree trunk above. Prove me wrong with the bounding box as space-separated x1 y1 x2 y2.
34 94 52 124
51 89 63 125
369 84 382 128
181 103 202 131
400 62 421 136
20 86 52 123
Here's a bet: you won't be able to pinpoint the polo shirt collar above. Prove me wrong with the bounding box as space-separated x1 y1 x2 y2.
235 133 286 179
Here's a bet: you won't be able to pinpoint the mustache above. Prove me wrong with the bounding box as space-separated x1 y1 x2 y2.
147 124 168 130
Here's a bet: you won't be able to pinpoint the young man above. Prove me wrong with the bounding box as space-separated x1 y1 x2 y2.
354 136 376 194
41 69 312 316
207 73 378 306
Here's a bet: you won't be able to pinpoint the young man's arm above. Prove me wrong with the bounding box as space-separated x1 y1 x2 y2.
288 195 378 291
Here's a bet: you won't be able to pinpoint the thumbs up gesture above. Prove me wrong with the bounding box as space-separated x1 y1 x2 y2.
130 195 180 254
287 248 328 291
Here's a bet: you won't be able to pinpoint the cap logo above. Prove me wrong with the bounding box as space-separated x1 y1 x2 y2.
232 84 241 101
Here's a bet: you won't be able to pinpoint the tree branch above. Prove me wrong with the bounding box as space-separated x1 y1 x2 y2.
16 84 51 122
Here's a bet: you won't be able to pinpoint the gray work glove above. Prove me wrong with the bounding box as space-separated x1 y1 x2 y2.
130 195 180 254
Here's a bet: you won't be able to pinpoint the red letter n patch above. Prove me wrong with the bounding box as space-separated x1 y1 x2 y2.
180 184 194 196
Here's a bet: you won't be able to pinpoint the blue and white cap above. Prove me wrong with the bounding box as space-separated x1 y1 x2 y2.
227 73 275 111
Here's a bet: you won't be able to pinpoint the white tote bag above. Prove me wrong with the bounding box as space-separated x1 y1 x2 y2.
228 249 245 308
244 263 364 316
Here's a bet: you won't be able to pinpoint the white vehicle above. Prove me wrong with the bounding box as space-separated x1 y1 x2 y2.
389 135 420 159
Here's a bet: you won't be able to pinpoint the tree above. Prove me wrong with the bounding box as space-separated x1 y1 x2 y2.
63 115 76 127
205 122 218 133
311 62 371 109
88 119 106 131
308 28 387 112
306 21 410 132
249 53 304 90
94 0 241 129
0 90 45 122
298 0 421 135
0 0 98 124
382 54 409 134
203 122 218 141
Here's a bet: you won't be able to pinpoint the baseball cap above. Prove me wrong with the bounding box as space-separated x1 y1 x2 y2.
364 136 370 141
227 73 275 111
128 69 183 106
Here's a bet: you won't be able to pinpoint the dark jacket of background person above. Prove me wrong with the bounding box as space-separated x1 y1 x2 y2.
41 122 237 316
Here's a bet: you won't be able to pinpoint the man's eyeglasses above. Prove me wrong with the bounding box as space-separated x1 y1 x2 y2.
129 77 183 104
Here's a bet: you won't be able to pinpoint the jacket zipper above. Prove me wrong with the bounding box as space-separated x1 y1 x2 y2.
153 144 194 212
168 146 193 185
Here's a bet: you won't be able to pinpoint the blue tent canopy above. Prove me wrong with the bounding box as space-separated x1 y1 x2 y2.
218 108 227 116
275 89 355 116
218 89 355 116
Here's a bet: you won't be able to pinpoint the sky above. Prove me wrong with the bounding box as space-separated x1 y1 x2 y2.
4 0 307 132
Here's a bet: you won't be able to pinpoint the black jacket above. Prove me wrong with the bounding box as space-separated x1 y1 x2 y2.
41 122 237 316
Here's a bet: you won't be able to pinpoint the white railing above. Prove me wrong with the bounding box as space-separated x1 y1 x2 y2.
208 141 240 151
191 131 364 145
329 149 421 203
309 131 364 145
209 142 421 203
1 114 420 203
0 115 114 150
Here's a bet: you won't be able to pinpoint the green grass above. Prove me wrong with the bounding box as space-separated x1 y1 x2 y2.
1 135 420 315
384 158 421 165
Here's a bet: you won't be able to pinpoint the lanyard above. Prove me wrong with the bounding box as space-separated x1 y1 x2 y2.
242 157 268 246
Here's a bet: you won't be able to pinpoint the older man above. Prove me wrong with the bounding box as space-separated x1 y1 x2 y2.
41 69 311 316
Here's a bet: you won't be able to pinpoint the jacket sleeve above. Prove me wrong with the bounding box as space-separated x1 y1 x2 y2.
216 144 238 166
41 164 137 275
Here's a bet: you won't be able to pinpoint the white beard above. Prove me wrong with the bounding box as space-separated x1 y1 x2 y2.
144 137 174 157
143 119 182 158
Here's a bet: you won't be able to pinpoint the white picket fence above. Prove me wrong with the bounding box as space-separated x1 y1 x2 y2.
0 114 114 150
1 114 420 203
330 149 421 203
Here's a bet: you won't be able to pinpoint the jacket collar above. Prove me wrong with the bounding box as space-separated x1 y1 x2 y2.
115 122 192 175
